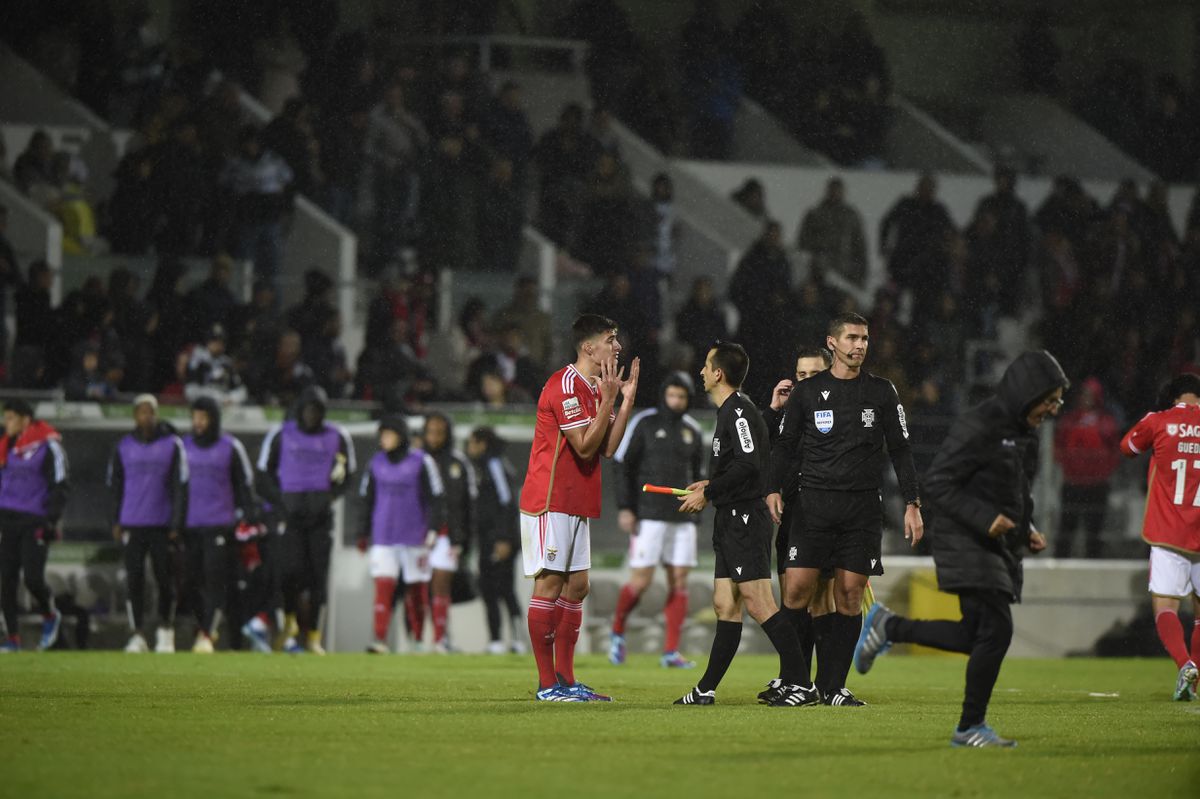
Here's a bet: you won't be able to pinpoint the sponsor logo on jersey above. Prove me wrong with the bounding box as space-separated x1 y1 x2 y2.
897 404 909 439
815 410 834 434
712 437 721 457
655 428 667 439
735 417 755 452
1168 423 1200 437
1168 424 1178 436
862 408 875 428
735 408 744 417
562 397 582 419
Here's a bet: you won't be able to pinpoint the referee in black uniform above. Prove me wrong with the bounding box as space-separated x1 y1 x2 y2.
766 313 923 706
674 342 820 707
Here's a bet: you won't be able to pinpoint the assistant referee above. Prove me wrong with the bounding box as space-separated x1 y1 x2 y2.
766 312 923 706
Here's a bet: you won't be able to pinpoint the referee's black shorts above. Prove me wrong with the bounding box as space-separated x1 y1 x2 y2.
713 500 772 583
793 488 884 577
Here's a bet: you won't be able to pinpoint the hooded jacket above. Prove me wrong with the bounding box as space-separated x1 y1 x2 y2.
927 351 1069 601
421 412 476 549
108 419 189 530
183 397 258 528
467 432 518 547
257 386 356 510
1052 377 1120 485
0 419 69 522
613 373 706 521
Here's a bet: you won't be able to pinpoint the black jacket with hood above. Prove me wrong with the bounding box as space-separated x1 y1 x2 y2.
613 373 706 521
467 432 518 548
422 412 476 550
927 350 1069 601
257 386 356 520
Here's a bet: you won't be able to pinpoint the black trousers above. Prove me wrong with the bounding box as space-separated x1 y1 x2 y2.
478 548 521 641
888 589 1014 729
274 511 333 630
1054 482 1109 559
183 527 239 636
123 526 177 632
0 514 54 635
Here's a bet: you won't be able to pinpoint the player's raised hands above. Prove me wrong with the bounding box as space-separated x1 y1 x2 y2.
598 356 621 404
619 356 641 403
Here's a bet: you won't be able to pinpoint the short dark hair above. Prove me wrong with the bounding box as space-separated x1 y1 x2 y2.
3 398 34 418
709 341 749 389
828 312 869 338
572 314 618 350
469 425 504 453
796 346 833 368
1159 373 1200 409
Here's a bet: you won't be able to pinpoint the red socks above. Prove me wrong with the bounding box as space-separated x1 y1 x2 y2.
373 578 397 641
1155 609 1191 668
612 584 641 635
405 582 429 643
528 598 558 689
432 594 450 644
663 589 689 653
554 598 584 685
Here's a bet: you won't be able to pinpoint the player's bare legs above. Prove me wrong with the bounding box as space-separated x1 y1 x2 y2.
430 567 454 652
1152 593 1199 700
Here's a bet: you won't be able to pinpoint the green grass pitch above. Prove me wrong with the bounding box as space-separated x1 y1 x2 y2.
1 654 1196 798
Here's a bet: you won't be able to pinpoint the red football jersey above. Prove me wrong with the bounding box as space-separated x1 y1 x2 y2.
1120 403 1200 554
519 364 614 518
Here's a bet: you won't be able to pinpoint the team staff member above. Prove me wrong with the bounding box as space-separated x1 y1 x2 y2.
258 386 355 654
674 342 820 707
182 397 258 653
108 394 189 654
0 399 69 652
519 314 639 702
1118 372 1200 701
766 313 923 706
856 351 1066 746
421 412 477 655
762 347 835 695
610 372 706 669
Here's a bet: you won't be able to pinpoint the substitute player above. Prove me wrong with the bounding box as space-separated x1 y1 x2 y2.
766 313 923 705
519 314 639 702
358 415 446 654
609 372 705 668
674 342 820 707
762 347 836 694
422 412 477 654
855 351 1068 747
1119 372 1200 700
0 399 69 652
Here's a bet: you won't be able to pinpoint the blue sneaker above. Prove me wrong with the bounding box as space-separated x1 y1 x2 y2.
951 723 1017 748
241 619 272 654
0 637 19 653
660 651 695 669
536 684 585 702
608 632 626 665
38 610 62 651
558 673 613 702
283 637 305 655
854 602 894 674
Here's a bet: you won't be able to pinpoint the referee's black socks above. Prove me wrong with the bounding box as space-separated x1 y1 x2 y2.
696 620 743 694
785 606 814 664
822 612 862 692
762 611 812 687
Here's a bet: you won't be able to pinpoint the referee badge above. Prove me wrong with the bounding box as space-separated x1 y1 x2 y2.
814 410 834 434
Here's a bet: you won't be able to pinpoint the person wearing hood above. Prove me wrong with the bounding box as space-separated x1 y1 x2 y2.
107 394 189 654
357 415 446 654
257 386 355 654
181 397 258 653
1052 377 1120 558
0 399 69 652
466 426 523 654
855 350 1069 748
608 372 705 669
421 412 476 654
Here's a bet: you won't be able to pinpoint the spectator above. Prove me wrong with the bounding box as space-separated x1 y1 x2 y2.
465 324 543 404
731 177 767 220
482 81 535 180
353 317 435 410
248 329 314 407
649 173 680 281
729 220 793 401
12 131 54 195
680 0 741 160
317 98 370 225
674 276 727 376
361 80 429 271
972 167 1030 315
0 204 19 359
228 279 279 366
573 151 640 275
304 308 352 399
254 11 307 116
428 296 489 397
797 177 868 288
263 98 325 198
11 260 55 388
64 342 120 401
1053 377 1121 558
108 145 158 254
491 276 553 371
364 269 432 357
150 116 208 256
1143 76 1197 182
421 130 486 272
586 106 621 158
108 267 157 392
533 103 597 246
879 173 954 293
285 269 336 357
185 324 247 405
145 258 189 391
477 158 525 273
185 254 238 338
219 125 294 292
